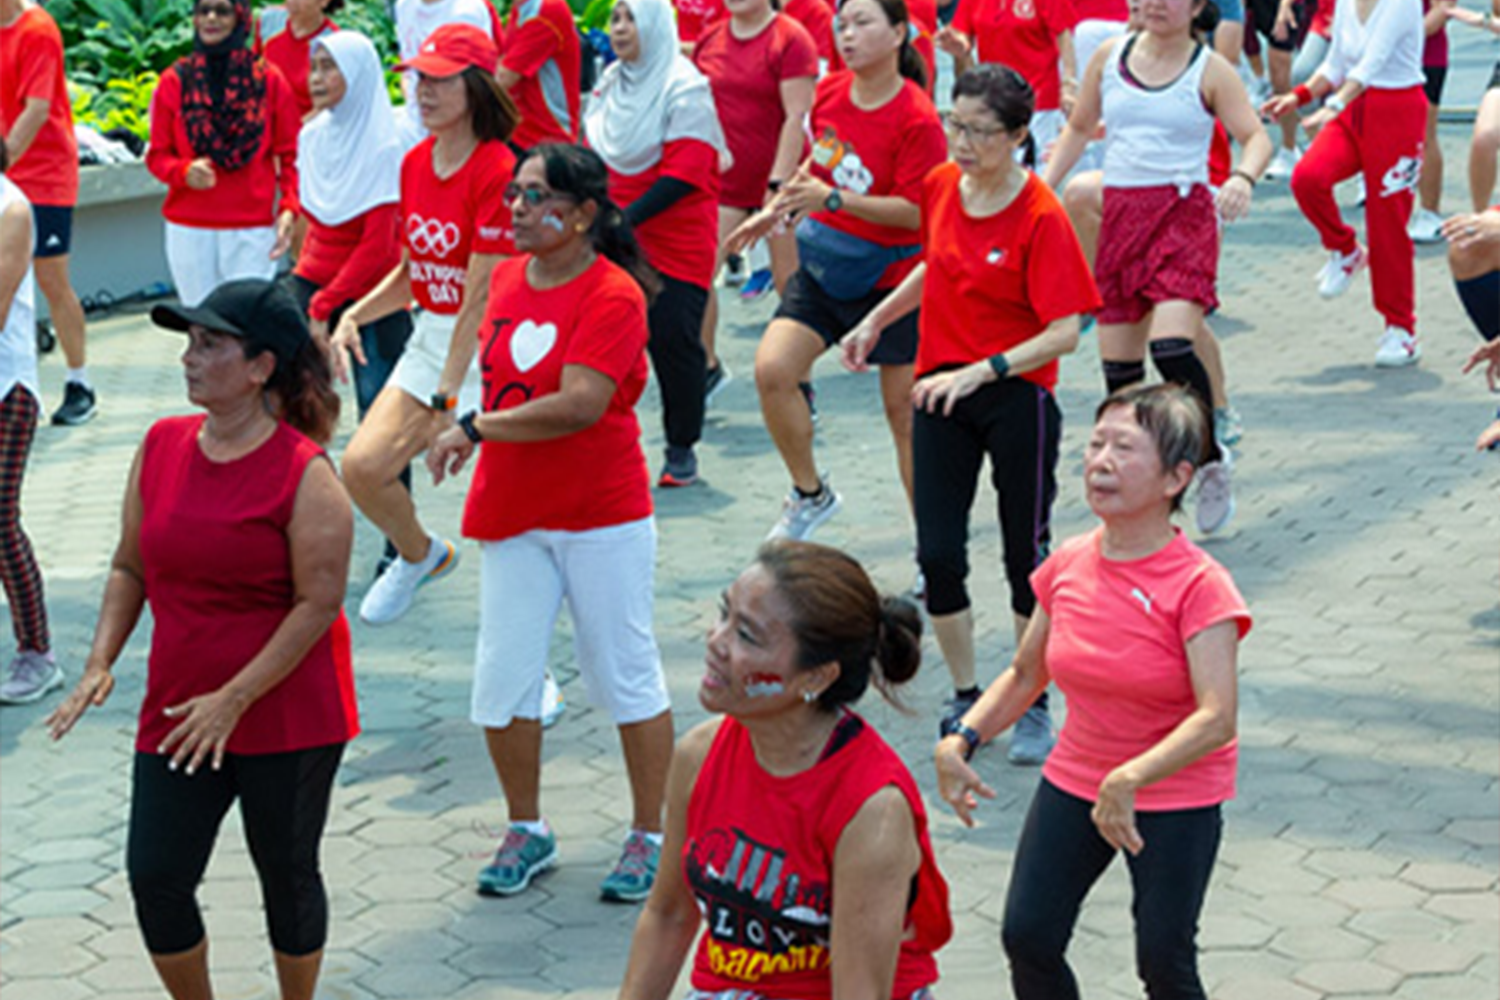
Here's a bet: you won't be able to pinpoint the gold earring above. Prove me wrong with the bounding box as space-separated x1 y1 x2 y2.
575 222 588 233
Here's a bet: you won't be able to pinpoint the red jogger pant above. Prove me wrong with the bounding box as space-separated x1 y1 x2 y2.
1289 85 1427 332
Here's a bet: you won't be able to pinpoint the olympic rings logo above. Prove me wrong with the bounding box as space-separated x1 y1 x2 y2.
407 214 462 258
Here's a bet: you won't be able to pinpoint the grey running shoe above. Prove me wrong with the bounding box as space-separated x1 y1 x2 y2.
1194 460 1235 536
1008 704 1056 766
766 482 842 541
477 826 558 896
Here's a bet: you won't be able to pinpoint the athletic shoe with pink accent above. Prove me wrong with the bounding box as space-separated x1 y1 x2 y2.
1373 327 1421 368
1317 245 1367 299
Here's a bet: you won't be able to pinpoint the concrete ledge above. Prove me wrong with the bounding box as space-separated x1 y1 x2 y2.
76 160 164 209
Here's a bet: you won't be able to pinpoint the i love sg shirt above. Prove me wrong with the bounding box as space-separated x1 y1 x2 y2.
462 256 653 541
401 137 517 315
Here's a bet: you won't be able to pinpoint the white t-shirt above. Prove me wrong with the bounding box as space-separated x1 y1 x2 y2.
394 0 501 146
0 176 38 404
1316 0 1424 90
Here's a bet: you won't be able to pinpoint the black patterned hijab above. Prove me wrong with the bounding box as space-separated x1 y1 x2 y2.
179 0 267 172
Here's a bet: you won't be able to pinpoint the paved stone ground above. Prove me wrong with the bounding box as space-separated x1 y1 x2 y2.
4 39 1499 1000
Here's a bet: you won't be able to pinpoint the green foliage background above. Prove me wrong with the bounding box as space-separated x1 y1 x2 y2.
53 0 603 143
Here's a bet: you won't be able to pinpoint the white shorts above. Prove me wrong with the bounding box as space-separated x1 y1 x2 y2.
390 309 483 414
164 222 278 307
472 517 669 729
1029 108 1067 169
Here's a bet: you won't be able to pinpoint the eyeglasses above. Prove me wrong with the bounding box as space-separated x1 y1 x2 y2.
503 184 569 207
194 2 236 18
941 114 1008 143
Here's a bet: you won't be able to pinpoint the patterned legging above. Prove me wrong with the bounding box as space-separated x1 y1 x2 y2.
0 386 48 653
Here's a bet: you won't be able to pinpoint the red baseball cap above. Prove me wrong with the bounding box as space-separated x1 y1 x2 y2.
396 23 500 78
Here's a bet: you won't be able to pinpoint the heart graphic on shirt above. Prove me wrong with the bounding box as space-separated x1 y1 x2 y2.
511 320 558 373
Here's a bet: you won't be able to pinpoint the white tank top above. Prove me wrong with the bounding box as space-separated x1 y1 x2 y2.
1101 35 1214 190
0 176 38 403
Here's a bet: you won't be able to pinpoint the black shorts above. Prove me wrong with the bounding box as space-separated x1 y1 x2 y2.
1423 65 1446 106
1249 0 1301 51
31 204 73 259
774 267 918 366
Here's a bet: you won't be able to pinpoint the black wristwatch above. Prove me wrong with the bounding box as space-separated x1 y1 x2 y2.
824 188 844 213
429 392 457 413
458 410 483 444
942 723 983 762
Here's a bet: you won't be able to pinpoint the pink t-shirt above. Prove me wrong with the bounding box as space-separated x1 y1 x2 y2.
1032 527 1251 811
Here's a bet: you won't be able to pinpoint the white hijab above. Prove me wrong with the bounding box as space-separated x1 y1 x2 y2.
585 0 731 176
298 32 402 227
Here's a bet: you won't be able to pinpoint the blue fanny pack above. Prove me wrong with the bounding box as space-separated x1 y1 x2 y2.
795 216 919 301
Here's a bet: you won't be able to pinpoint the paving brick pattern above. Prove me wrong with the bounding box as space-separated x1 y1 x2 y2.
3 50 1498 1000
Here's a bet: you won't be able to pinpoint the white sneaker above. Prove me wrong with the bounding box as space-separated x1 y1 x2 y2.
1374 326 1421 368
1407 208 1445 244
1264 145 1301 181
540 672 565 729
1194 459 1235 536
0 651 62 705
1317 245 1367 299
359 536 459 625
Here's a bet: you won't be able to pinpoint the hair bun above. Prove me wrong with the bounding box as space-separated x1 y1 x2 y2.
874 595 922 688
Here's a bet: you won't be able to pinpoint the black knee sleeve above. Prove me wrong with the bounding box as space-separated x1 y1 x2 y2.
1149 338 1222 462
1102 359 1146 397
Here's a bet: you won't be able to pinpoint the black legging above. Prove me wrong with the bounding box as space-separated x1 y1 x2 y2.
1002 780 1223 1000
127 744 344 956
913 376 1061 618
647 274 710 451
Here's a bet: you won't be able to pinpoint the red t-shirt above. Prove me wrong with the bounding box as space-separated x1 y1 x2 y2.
674 0 728 42
504 0 583 148
806 73 946 286
686 715 951 998
607 139 721 288
0 6 78 207
296 203 404 321
783 0 835 62
1032 528 1251 811
136 416 360 756
917 165 1100 386
400 137 517 315
693 16 819 207
145 64 303 228
260 16 339 119
954 0 1080 111
463 255 653 540
1073 0 1128 20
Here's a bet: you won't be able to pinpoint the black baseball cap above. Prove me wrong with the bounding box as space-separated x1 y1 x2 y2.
151 279 309 368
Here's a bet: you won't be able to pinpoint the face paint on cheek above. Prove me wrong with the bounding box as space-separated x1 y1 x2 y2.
541 212 565 232
744 672 787 698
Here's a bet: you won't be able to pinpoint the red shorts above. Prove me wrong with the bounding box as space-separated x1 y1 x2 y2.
1096 184 1220 325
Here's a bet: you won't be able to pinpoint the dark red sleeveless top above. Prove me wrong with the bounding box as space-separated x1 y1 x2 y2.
135 415 359 755
685 714 951 998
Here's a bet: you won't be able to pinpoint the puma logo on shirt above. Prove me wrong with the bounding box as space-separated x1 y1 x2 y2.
1130 587 1154 615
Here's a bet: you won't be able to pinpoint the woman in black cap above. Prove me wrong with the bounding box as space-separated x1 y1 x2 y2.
47 279 358 1000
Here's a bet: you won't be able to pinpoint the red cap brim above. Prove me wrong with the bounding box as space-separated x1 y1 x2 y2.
394 53 470 77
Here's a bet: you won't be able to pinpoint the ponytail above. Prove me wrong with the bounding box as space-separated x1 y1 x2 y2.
898 31 927 89
260 340 341 445
756 541 924 712
590 197 663 304
519 143 662 303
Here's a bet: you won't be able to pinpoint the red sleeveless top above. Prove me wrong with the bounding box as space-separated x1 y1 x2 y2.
135 416 359 755
685 715 951 998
